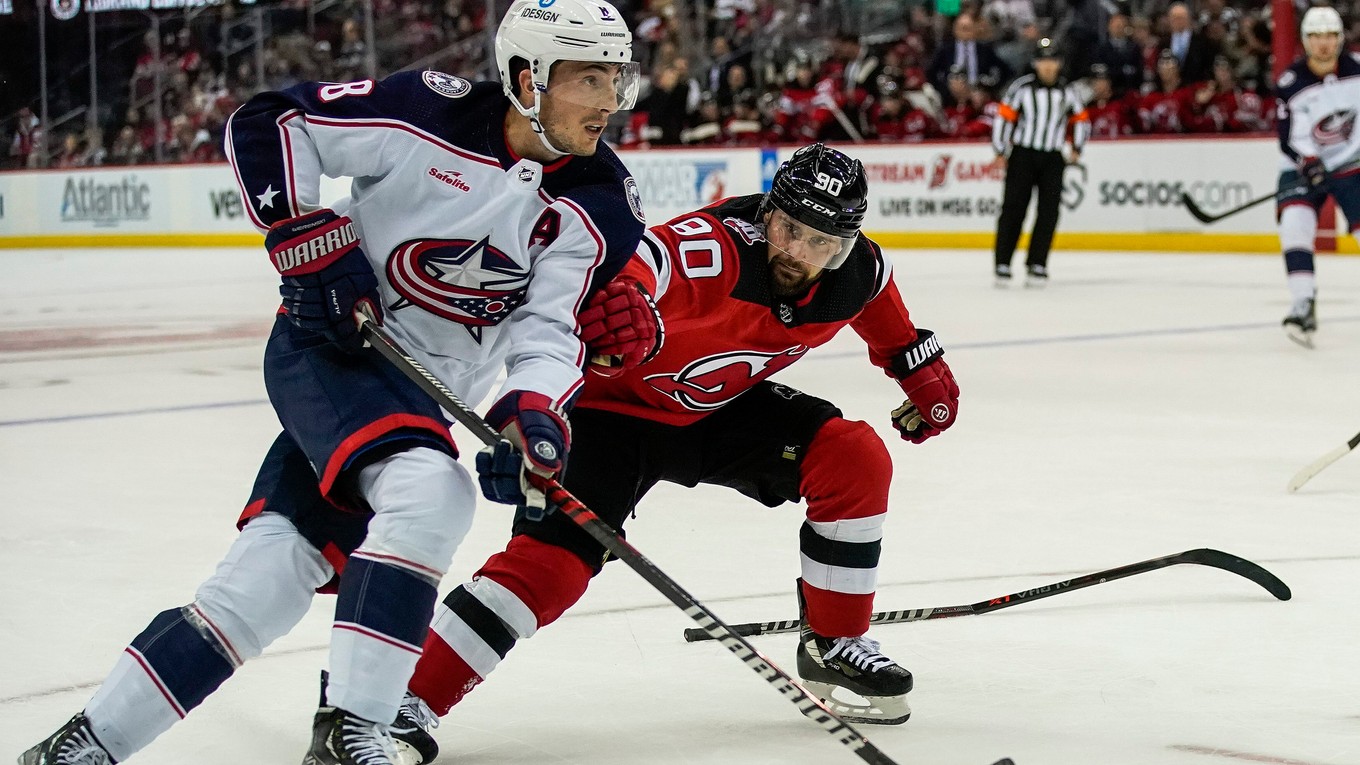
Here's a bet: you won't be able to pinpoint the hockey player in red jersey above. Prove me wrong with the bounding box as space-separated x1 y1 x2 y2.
1137 50 1197 133
384 144 960 761
1085 65 1136 138
1213 57 1272 132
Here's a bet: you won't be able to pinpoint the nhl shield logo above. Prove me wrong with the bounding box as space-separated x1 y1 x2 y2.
422 70 472 99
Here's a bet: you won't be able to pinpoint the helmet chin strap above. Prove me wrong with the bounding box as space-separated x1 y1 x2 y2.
515 90 569 158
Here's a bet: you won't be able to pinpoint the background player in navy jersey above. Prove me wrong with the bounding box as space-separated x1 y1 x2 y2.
383 144 960 762
1274 5 1360 347
19 1 647 764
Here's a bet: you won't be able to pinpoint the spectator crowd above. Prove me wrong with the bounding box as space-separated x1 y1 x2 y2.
0 0 1309 169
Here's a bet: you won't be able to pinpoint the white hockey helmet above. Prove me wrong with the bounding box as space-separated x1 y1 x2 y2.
495 0 640 119
1301 5 1343 37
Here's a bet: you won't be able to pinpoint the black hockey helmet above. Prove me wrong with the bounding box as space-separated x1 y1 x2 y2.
760 142 868 245
758 144 868 270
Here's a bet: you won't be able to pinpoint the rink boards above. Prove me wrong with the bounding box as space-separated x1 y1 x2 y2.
0 136 1320 253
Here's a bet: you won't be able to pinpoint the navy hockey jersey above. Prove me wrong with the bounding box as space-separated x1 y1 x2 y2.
1276 53 1360 172
226 71 645 410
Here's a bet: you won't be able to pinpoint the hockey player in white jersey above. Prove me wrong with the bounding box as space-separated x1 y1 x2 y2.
18 1 649 764
1274 5 1360 347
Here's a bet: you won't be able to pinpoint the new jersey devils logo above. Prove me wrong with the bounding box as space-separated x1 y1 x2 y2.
928 155 952 189
1313 109 1357 146
386 237 529 341
646 347 808 411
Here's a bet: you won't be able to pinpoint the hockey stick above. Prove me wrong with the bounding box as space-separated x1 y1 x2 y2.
1180 188 1281 225
1287 430 1360 492
682 548 1290 642
1179 173 1338 225
814 93 866 143
355 318 1010 765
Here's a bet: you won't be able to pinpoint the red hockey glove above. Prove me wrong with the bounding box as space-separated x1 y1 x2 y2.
1299 156 1328 190
266 209 381 352
577 278 663 377
476 391 571 519
888 330 959 444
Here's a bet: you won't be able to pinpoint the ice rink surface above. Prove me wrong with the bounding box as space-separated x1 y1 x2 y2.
2 246 1357 765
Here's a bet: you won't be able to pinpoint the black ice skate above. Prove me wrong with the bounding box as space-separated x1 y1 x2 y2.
316 670 438 765
795 584 912 725
19 713 115 765
1283 297 1317 348
302 707 401 765
1025 263 1049 288
390 692 440 765
994 263 1013 288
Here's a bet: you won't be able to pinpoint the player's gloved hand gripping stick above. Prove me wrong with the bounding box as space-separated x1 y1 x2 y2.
477 391 571 519
266 209 382 351
353 312 1012 765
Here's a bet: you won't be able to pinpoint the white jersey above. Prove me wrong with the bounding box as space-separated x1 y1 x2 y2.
226 72 644 410
1275 53 1360 172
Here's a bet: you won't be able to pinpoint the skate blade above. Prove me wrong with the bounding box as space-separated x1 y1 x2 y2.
1284 326 1316 349
393 743 427 765
801 679 911 725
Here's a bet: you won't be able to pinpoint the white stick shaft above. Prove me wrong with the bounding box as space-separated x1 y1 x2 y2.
1288 439 1358 492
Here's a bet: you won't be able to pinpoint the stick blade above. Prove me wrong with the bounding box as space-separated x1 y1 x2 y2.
1179 192 1216 223
1180 548 1292 601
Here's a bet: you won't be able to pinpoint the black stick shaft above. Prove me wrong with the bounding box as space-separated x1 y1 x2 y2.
1180 189 1278 224
357 320 917 765
683 548 1290 642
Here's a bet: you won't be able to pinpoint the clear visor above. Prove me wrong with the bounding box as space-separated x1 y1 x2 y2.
545 61 642 111
763 208 856 270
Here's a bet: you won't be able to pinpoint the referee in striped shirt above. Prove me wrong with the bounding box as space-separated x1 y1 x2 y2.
991 37 1090 286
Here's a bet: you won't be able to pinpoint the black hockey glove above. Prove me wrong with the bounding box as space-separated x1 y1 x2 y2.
266 209 382 352
1300 156 1328 190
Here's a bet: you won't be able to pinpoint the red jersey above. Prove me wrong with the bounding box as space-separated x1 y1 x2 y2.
940 103 978 137
1137 86 1195 133
1086 96 1135 138
576 195 923 425
1208 89 1271 132
900 108 940 142
959 101 998 139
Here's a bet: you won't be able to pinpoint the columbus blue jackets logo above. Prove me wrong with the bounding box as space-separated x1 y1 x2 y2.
625 177 645 222
422 71 471 99
645 347 808 411
1313 109 1357 146
386 237 529 341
